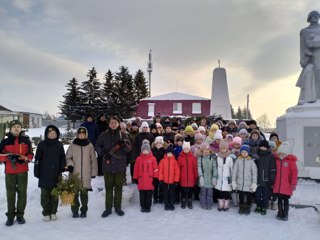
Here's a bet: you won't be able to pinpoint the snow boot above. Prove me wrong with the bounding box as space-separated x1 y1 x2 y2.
282 205 289 221
260 208 267 216
255 206 261 213
101 209 112 218
17 217 26 224
115 209 125 216
276 201 283 220
181 198 187 209
5 218 14 226
244 204 251 215
239 204 245 215
51 214 58 221
187 199 193 209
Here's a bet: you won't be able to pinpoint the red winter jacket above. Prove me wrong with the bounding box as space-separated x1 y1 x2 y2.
178 151 198 187
0 134 34 174
133 152 158 190
273 154 298 196
159 155 180 184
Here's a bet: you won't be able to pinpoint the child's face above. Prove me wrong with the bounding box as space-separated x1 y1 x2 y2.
251 134 259 141
132 126 139 132
142 149 149 155
219 147 228 154
203 149 210 155
183 148 190 153
239 133 247 139
165 127 172 133
229 123 235 129
241 150 249 158
177 141 183 146
196 138 203 144
142 126 148 132
167 152 173 157
278 152 286 159
233 142 241 149
271 136 278 142
214 139 221 145
156 142 163 148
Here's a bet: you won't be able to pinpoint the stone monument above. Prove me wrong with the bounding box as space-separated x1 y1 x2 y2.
277 11 320 179
210 61 232 119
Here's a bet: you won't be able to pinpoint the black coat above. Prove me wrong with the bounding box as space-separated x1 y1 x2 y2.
152 147 165 164
133 132 154 159
34 125 66 188
256 149 276 187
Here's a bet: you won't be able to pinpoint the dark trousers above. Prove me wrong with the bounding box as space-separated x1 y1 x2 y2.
239 191 252 205
217 190 231 200
130 162 135 182
162 183 175 207
181 187 193 201
97 155 103 176
153 179 163 202
41 188 58 216
193 185 200 200
277 193 290 217
71 190 88 214
104 172 125 211
256 186 270 209
139 190 153 210
5 172 28 219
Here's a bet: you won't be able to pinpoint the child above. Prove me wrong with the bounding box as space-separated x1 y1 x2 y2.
197 142 218 210
273 142 298 221
191 133 205 157
66 127 98 218
216 140 233 211
133 140 159 213
269 132 282 148
229 136 242 207
211 130 223 154
255 140 276 215
163 125 175 145
238 128 249 144
177 142 198 209
248 129 263 159
152 136 166 203
205 123 219 145
232 145 257 215
34 125 66 222
173 134 184 159
183 125 195 145
158 146 180 210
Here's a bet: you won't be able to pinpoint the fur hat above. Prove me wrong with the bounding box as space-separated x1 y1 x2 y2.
9 120 22 129
233 136 242 145
239 128 248 136
259 140 270 149
214 130 223 140
154 136 164 145
277 142 291 155
194 132 204 141
240 144 250 154
166 145 174 155
141 139 151 153
250 129 260 137
182 141 191 150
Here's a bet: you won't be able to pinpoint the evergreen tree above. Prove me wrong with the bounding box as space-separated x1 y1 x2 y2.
133 69 148 105
230 104 236 119
236 106 242 119
59 77 82 128
101 69 117 115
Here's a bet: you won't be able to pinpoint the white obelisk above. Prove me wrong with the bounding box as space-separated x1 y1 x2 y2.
210 61 232 119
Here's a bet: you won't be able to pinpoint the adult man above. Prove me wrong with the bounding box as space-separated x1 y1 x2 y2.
297 10 320 104
95 117 132 217
0 120 34 226
80 114 100 146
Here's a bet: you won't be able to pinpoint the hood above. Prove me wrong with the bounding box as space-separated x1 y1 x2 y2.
44 125 60 140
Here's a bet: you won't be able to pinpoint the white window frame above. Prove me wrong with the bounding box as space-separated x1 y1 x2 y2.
192 102 201 114
173 102 182 114
147 103 155 117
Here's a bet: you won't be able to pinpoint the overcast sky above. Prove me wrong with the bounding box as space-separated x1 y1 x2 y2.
0 0 319 125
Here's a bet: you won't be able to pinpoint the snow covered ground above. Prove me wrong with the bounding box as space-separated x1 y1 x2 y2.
0 127 319 240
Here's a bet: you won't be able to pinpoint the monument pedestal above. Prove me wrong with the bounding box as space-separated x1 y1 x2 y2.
276 100 320 179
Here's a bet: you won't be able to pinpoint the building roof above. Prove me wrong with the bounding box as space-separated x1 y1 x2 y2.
0 99 41 115
141 92 210 101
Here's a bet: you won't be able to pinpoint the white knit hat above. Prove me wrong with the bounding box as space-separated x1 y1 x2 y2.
182 141 191 150
214 130 223 140
198 126 206 132
141 121 149 128
154 136 164 145
277 142 291 155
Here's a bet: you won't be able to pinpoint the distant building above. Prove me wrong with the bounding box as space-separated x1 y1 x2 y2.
136 92 211 119
0 100 42 128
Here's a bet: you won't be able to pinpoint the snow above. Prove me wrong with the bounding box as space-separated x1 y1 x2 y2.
142 92 210 101
0 99 41 115
0 128 320 240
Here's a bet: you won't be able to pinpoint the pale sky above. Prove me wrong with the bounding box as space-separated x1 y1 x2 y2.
0 0 319 126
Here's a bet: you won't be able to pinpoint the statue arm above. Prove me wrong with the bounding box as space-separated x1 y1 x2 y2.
300 30 309 68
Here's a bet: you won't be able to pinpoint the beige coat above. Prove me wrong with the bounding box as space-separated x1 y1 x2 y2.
66 143 98 189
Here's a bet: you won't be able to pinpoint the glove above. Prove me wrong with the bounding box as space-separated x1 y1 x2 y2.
211 178 217 187
18 155 28 162
67 165 74 173
251 183 258 192
152 178 158 186
199 176 204 187
232 181 237 191
291 185 296 191
133 179 138 184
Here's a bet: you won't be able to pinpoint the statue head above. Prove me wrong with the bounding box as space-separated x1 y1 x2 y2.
307 10 320 23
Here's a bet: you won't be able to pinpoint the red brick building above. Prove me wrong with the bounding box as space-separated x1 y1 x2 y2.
136 92 211 119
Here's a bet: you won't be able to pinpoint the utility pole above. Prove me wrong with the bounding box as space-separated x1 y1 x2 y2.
147 49 153 97
246 94 250 119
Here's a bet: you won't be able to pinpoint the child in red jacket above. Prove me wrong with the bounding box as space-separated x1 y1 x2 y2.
273 142 298 221
159 145 180 211
133 140 158 213
178 142 198 209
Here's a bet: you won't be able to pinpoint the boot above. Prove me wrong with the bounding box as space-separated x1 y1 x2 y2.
181 198 186 209
187 199 193 209
260 208 267 216
276 201 283 220
244 204 251 215
231 192 238 207
217 199 224 211
223 199 230 211
282 204 289 221
239 204 245 215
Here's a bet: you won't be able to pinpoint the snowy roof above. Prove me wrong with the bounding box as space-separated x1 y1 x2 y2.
141 92 210 101
0 99 41 115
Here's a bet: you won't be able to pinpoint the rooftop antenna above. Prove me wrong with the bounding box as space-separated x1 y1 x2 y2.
218 59 221 68
147 49 153 97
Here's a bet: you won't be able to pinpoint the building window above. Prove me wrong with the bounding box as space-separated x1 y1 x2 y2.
192 103 201 114
173 103 182 114
148 103 155 117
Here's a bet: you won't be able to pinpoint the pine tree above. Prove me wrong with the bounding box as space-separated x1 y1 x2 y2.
133 69 148 105
236 106 242 119
59 77 82 128
230 104 236 119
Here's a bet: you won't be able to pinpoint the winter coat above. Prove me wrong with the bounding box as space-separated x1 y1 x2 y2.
163 132 175 145
256 149 276 187
34 125 66 188
152 147 165 164
95 128 132 174
216 155 233 191
0 133 33 174
127 129 139 164
178 151 198 187
133 132 155 159
232 156 257 192
80 121 100 146
96 119 108 134
66 138 98 189
158 155 180 184
173 145 182 159
133 152 158 190
184 135 195 145
248 137 263 159
197 154 218 188
273 154 298 196
227 126 238 137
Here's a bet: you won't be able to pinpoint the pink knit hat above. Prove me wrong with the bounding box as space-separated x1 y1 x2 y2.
233 136 242 145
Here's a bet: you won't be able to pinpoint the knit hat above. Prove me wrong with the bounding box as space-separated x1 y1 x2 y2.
194 132 204 140
131 121 139 127
238 122 248 130
259 140 270 149
77 127 88 138
233 136 242 145
210 124 219 131
141 121 149 129
156 122 162 129
268 140 277 149
166 145 174 154
200 142 210 150
269 132 279 140
184 125 194 134
239 128 248 136
191 122 198 130
198 126 206 133
240 144 250 154
182 141 191 150
154 136 164 145
228 120 237 126
9 120 22 129
219 140 229 150
141 139 151 153
277 142 291 155
226 134 233 140
250 129 260 137
214 130 223 140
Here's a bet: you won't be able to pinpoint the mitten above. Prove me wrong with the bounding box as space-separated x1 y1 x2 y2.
232 181 237 191
211 178 217 187
199 176 205 187
67 165 74 173
250 183 258 192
